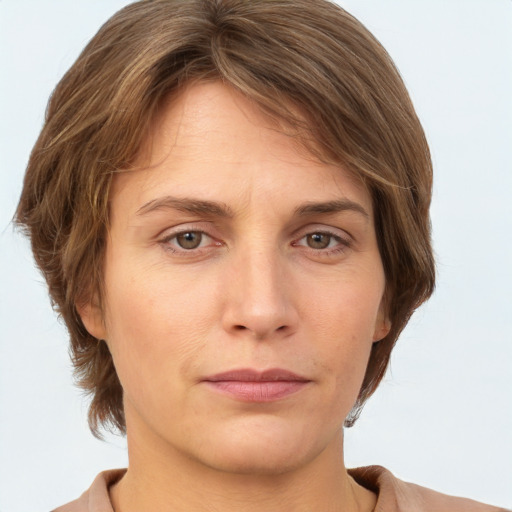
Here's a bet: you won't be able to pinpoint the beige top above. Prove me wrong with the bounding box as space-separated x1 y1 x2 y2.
53 466 509 512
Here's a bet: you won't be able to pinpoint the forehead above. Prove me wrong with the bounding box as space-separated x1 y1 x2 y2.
110 81 371 216
140 81 327 167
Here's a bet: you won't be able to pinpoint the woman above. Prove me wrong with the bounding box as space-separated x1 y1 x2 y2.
13 1 509 511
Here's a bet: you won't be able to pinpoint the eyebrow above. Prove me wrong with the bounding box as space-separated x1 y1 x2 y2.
136 196 234 218
294 199 369 220
136 195 369 221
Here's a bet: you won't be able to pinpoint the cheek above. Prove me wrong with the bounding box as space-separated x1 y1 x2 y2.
303 274 383 387
305 270 384 340
102 262 218 404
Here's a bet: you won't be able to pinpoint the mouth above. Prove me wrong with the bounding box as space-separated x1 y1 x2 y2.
202 368 311 402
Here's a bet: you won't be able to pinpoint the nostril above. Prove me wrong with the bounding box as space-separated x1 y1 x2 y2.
234 325 247 331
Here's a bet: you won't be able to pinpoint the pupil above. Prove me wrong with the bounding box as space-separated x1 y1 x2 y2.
177 232 201 249
308 233 330 249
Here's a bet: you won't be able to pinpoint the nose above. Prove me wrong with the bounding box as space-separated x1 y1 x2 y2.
221 246 299 340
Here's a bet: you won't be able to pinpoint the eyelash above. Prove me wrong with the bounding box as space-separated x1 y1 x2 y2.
158 227 352 257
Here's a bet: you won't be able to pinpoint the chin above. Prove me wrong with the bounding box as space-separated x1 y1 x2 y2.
200 445 309 476
189 418 335 476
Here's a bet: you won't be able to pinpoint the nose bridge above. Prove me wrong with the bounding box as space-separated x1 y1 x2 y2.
224 238 296 339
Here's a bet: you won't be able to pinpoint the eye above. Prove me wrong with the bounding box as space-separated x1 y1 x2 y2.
175 231 204 250
160 229 219 253
295 231 346 250
305 233 337 249
292 229 352 256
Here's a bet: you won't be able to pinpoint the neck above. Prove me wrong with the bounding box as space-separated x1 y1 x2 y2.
110 423 376 512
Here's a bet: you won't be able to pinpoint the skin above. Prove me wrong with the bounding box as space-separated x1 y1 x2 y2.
80 81 390 512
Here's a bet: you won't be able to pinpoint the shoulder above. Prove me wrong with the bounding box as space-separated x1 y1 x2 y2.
349 465 509 512
52 469 126 512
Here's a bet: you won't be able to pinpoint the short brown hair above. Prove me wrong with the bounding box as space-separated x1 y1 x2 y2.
16 0 435 435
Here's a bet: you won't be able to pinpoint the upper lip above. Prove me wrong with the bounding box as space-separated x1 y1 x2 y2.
204 368 310 382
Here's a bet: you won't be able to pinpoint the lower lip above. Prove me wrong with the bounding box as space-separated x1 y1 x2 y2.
204 381 309 402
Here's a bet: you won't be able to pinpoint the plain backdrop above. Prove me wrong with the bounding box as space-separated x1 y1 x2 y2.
1 1 511 510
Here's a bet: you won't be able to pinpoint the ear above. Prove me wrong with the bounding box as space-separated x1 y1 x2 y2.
76 298 108 341
372 303 391 342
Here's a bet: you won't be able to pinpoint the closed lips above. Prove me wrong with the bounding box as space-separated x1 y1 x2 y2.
204 368 310 382
202 369 311 402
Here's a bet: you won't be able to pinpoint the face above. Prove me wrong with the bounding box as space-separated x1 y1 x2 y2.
81 81 389 475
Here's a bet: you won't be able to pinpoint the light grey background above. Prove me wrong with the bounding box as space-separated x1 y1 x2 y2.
1 1 511 510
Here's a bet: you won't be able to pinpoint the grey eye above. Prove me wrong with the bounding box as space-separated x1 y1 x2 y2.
176 231 203 249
